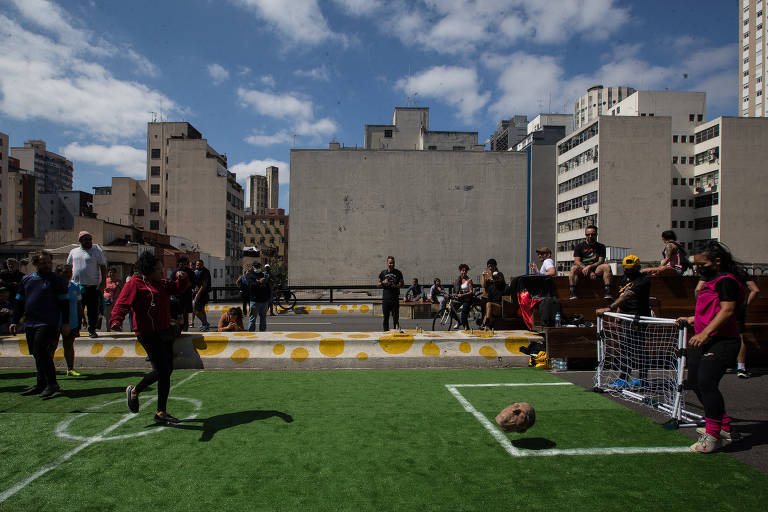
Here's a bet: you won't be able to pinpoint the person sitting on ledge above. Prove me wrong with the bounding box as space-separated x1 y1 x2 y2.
529 247 556 276
405 278 426 302
569 225 613 300
218 307 245 332
642 230 689 276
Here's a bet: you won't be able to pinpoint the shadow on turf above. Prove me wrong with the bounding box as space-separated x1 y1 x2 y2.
723 418 768 453
148 409 294 441
511 438 556 450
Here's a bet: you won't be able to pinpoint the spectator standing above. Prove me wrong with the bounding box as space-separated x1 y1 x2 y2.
453 264 474 330
110 251 190 424
191 259 212 332
55 264 83 376
102 267 122 332
734 269 760 378
218 307 245 332
242 263 272 332
237 265 250 316
480 258 505 328
530 248 556 276
0 258 25 304
67 231 107 338
378 256 404 331
569 225 613 300
11 251 70 398
264 264 276 316
171 257 195 332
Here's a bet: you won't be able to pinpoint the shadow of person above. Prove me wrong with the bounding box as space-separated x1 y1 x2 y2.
159 410 294 441
511 437 557 450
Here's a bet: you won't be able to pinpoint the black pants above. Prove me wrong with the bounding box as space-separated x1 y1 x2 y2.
81 285 100 333
459 296 474 330
382 299 400 331
26 325 58 389
135 329 174 412
686 337 739 420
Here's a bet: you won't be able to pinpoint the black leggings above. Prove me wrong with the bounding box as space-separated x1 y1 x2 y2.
81 285 100 333
26 325 59 389
135 329 174 412
686 337 739 420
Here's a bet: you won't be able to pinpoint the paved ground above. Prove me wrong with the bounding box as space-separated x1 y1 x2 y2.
557 368 768 475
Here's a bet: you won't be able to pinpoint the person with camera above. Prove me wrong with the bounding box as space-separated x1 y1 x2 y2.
110 252 190 424
378 256 404 331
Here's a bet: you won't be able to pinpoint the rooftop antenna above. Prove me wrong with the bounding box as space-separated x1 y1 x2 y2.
292 133 297 148
149 111 158 122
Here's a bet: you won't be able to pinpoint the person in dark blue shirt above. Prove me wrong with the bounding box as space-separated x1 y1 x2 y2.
11 250 70 398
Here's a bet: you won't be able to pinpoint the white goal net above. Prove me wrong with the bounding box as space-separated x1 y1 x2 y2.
595 312 701 427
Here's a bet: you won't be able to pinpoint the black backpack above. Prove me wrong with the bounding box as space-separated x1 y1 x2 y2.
539 297 561 327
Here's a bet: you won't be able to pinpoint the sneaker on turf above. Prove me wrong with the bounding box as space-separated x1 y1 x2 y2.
126 385 139 413
154 413 180 424
695 428 738 445
20 386 44 396
690 433 725 453
39 384 61 398
608 378 630 388
737 369 750 379
65 369 81 377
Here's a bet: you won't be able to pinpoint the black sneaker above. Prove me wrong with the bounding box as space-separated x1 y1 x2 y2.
126 385 139 413
88 331 98 338
39 384 60 398
737 369 751 379
20 386 43 396
154 413 180 424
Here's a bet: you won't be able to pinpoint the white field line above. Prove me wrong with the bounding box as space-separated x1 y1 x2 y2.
445 382 691 458
0 371 202 504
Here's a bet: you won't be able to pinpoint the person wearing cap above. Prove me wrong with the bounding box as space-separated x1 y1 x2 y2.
529 248 556 276
66 231 107 338
597 254 652 387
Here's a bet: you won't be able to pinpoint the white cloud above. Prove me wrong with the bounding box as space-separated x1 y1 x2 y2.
207 63 229 85
0 7 177 141
231 158 290 185
238 66 252 76
126 48 159 77
332 0 382 15
294 118 338 136
260 74 276 87
244 130 293 146
396 66 490 121
231 0 345 46
237 88 313 120
294 66 330 82
61 142 146 178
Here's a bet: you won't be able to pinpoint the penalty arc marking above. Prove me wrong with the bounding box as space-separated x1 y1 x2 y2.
445 383 691 457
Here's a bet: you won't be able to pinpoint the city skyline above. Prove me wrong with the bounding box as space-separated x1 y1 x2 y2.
0 0 737 211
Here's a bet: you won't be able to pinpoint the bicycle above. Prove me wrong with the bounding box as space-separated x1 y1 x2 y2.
431 293 483 331
275 287 297 311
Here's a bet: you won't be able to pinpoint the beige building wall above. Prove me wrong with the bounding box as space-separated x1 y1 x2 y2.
574 85 636 130
741 1 767 117
44 216 134 248
266 166 279 209
93 177 149 229
245 174 267 214
289 147 528 284
365 107 482 151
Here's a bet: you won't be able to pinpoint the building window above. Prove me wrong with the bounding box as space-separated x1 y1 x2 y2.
136 209 144 216
689 178 694 185
428 146 437 150
673 135 678 143
672 178 678 185
672 199 678 207
384 129 392 138
689 114 695 122
150 220 160 230
150 166 160 176
151 149 161 159
150 184 160 195
150 202 159 212
688 221 694 229
697 114 703 121
453 146 465 151
672 156 678 164
672 221 678 228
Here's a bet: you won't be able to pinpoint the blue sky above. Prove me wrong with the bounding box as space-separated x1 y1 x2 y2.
0 0 737 212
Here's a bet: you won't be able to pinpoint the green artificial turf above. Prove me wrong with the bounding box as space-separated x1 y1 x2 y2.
0 368 766 511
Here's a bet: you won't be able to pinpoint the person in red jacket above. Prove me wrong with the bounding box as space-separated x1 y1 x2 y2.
110 252 189 424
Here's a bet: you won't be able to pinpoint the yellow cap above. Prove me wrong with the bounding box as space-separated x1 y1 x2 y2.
622 254 640 268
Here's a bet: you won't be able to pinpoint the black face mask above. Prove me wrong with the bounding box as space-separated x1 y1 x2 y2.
697 265 717 279
624 268 640 279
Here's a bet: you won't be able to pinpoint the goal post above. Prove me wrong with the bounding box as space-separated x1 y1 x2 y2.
595 312 702 428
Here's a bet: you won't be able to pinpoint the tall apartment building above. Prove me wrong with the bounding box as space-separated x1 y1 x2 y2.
5 157 37 240
741 0 768 116
93 177 150 229
266 166 279 209
243 208 289 266
37 190 95 235
488 115 529 151
573 85 636 130
145 122 244 280
526 114 574 137
11 140 73 194
245 174 268 214
0 132 8 242
290 106 527 283
555 91 707 270
690 116 768 261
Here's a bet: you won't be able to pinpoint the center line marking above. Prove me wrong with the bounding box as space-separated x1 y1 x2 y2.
0 371 202 504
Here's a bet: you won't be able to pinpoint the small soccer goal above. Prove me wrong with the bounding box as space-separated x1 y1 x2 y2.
595 312 702 428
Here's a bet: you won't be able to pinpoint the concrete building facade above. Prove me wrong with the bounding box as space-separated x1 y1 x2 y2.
290 108 528 284
266 166 279 209
0 132 8 242
364 107 483 151
93 177 150 229
526 114 574 137
741 0 768 117
489 115 529 151
37 190 95 235
245 174 268 214
6 157 37 240
145 122 244 281
11 140 73 194
243 208 289 266
574 85 636 130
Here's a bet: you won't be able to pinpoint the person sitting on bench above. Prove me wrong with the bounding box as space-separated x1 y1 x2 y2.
530 247 556 276
569 225 613 300
643 230 690 276
405 278 426 302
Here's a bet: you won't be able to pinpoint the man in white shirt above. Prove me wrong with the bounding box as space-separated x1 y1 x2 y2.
67 231 107 338
530 247 556 276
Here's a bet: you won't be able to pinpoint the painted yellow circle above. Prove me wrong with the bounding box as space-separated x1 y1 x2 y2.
134 342 146 356
479 346 498 360
348 334 370 339
285 332 321 339
379 334 414 354
340 305 348 310
321 308 338 314
19 339 30 356
359 305 370 313
291 347 309 362
233 332 255 337
422 342 440 357
273 344 285 355
53 348 64 362
193 336 228 356
356 352 368 360
504 337 528 354
319 338 345 357
231 348 250 364
91 342 104 354
459 342 472 353
105 347 124 362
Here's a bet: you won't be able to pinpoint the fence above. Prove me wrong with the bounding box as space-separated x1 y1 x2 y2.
210 283 457 304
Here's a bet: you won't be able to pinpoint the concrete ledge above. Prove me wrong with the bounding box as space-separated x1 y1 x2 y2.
205 304 375 315
0 329 540 370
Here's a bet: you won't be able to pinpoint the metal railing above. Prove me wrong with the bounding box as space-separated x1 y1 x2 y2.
210 284 457 303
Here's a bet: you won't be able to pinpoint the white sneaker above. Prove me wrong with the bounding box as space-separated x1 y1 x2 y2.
690 433 726 453
695 427 736 445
